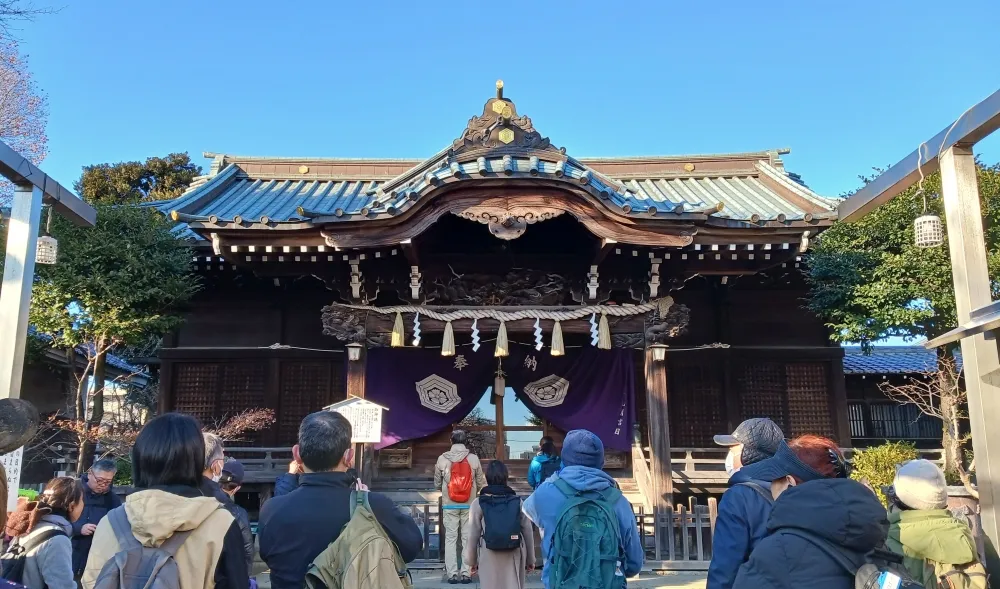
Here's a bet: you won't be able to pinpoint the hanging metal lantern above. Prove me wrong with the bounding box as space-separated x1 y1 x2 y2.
914 214 944 248
36 207 57 265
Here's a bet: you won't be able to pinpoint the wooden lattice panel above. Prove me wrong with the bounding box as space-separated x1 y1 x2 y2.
172 363 220 426
218 363 267 445
737 363 789 433
277 361 332 446
785 363 833 437
669 363 725 447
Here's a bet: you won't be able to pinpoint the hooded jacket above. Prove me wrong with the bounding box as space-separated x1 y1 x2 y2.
71 474 122 575
886 509 980 588
258 470 423 589
527 453 562 489
707 470 774 589
434 444 487 507
733 478 888 589
80 486 249 589
522 465 643 589
9 512 75 589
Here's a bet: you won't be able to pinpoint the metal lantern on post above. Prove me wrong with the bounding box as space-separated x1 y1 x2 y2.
914 190 944 248
35 208 57 265
650 343 668 362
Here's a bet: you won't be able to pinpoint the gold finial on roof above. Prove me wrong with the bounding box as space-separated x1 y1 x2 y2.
496 79 504 99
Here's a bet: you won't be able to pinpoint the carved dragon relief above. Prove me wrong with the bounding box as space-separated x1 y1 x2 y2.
452 81 558 153
453 204 565 240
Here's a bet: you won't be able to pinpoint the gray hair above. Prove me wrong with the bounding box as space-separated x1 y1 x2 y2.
298 411 352 472
451 430 467 445
203 432 225 470
92 459 117 474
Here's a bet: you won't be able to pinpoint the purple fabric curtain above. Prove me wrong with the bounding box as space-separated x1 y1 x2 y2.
365 348 494 449
505 347 636 451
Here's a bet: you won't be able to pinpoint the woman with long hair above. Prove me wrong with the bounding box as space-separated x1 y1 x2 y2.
464 460 535 589
2 476 84 589
80 413 249 589
732 434 889 589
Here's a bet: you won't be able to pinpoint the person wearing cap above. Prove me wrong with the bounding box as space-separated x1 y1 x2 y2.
707 418 784 589
522 429 643 589
732 435 889 589
884 459 981 587
220 459 255 576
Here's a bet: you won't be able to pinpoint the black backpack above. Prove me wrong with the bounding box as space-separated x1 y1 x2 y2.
1 528 67 585
480 494 522 551
784 530 923 589
539 457 560 484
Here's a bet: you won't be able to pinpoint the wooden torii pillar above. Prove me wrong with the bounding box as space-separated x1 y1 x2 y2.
838 88 1000 569
0 141 96 402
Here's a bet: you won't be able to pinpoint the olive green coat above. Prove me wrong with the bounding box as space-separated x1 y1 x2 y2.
885 509 979 589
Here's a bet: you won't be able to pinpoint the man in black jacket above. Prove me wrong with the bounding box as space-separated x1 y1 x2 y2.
201 433 255 574
258 411 423 589
72 458 123 577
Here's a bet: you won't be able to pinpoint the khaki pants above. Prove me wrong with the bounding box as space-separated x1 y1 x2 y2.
443 507 471 577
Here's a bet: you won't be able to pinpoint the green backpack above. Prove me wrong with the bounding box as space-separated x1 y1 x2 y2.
548 478 626 589
930 560 988 589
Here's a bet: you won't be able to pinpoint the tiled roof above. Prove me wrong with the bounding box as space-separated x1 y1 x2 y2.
155 152 836 241
842 346 963 375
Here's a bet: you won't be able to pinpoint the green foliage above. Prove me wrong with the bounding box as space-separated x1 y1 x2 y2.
805 163 1000 346
29 203 200 351
74 153 201 205
113 458 132 487
850 441 919 506
17 488 38 501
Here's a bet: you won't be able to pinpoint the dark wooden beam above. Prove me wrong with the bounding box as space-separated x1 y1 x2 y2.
645 348 673 514
827 358 851 447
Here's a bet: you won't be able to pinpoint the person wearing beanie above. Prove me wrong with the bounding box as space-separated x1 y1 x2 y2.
522 429 643 589
886 459 982 588
708 418 784 589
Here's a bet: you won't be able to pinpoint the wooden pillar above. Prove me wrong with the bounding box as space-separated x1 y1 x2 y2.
0 185 43 401
346 347 372 483
644 348 673 511
940 145 1000 567
827 355 852 446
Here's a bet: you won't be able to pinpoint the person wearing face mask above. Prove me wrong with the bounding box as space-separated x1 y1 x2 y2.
257 411 423 589
219 460 255 577
732 435 889 589
707 418 784 589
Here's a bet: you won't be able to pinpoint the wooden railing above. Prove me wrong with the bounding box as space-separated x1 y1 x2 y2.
632 434 654 513
224 447 293 484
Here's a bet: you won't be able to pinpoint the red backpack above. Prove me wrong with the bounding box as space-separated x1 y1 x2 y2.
447 458 473 503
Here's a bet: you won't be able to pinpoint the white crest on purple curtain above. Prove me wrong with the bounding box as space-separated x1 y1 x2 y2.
523 374 569 407
415 374 461 413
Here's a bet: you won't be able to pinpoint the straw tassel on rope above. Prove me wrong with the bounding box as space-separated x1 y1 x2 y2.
441 321 455 357
598 313 611 350
551 320 565 356
391 312 405 347
495 321 509 357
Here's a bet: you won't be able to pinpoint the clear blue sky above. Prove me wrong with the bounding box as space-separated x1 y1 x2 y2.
14 0 999 199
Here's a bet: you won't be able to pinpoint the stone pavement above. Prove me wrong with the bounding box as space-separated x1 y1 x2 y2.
255 569 706 588
406 570 707 589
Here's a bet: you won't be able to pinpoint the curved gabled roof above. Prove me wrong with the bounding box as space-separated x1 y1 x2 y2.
156 83 837 243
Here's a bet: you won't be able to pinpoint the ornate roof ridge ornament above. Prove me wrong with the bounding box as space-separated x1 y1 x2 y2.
452 80 558 153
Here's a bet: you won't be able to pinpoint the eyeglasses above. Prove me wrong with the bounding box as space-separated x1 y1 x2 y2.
90 473 114 485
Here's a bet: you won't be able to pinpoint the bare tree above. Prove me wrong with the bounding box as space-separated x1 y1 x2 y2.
0 1 55 39
879 355 976 497
0 36 47 206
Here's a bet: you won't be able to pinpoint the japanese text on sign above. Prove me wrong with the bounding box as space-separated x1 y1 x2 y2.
1 447 23 512
332 404 383 443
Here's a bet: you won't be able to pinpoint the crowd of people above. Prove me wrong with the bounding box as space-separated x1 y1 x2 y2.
0 411 988 589
708 418 987 589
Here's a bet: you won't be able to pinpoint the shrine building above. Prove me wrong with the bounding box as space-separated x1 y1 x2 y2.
153 82 845 512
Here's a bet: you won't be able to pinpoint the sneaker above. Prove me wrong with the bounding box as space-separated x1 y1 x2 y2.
461 575 471 584
448 576 459 584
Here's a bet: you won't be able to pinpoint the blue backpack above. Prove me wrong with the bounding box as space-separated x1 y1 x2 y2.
549 478 626 589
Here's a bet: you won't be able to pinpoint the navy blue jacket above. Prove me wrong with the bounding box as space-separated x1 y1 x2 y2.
71 474 122 575
274 473 299 497
258 471 423 589
707 471 774 589
733 478 889 589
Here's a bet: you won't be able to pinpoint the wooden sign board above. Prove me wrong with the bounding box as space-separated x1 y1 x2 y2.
324 397 388 444
1 447 23 511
